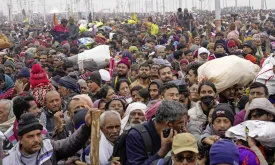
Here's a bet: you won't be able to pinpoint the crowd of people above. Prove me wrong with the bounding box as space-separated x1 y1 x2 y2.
0 5 275 165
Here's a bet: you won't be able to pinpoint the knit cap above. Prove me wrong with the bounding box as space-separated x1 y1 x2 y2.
18 67 30 78
86 71 101 87
18 113 43 136
4 59 15 70
30 64 49 88
58 75 81 94
212 103 234 125
227 39 236 48
214 39 226 50
25 50 35 60
117 57 131 69
210 140 239 165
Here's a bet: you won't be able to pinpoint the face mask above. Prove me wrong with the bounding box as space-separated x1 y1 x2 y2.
201 95 215 107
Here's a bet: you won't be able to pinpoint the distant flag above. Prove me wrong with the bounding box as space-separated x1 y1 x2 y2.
53 13 58 25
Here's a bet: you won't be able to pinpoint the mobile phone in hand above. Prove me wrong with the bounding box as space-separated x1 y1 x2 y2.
162 128 172 138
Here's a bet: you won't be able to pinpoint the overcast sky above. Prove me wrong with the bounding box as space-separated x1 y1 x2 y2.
1 0 275 15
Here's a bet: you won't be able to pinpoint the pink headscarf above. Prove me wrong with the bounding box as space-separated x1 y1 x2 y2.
72 94 93 108
145 101 162 120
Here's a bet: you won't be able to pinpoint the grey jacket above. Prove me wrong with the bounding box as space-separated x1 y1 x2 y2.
68 24 79 40
3 124 90 165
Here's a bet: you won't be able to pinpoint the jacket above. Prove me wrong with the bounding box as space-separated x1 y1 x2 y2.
125 118 162 165
68 24 79 40
3 124 90 165
51 24 69 43
40 108 55 137
188 101 208 123
233 109 246 126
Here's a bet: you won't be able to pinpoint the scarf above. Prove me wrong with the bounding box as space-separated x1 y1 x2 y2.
214 53 228 59
2 74 14 93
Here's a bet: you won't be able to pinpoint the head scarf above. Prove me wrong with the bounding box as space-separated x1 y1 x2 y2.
121 102 147 131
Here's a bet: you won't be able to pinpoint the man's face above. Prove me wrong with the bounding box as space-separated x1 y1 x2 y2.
220 87 235 101
87 81 99 93
227 46 237 53
189 83 200 102
194 38 201 45
199 53 208 60
249 87 267 103
213 117 232 137
151 65 160 74
65 67 74 75
20 130 43 154
186 69 197 86
53 58 63 68
4 66 13 75
28 100 40 117
180 63 188 72
172 151 197 165
15 65 24 75
117 64 128 76
157 48 166 58
249 109 274 121
68 99 86 119
260 36 266 44
129 109 145 126
0 103 9 124
171 115 188 133
40 55 47 65
45 92 62 113
185 53 193 62
215 45 225 53
57 85 70 98
109 100 124 117
159 67 173 83
243 46 252 55
101 115 121 143
79 84 88 94
139 66 150 79
164 87 180 102
61 22 67 27
253 40 261 47
149 84 159 100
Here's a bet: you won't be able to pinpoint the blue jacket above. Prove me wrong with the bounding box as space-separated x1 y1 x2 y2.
125 118 162 165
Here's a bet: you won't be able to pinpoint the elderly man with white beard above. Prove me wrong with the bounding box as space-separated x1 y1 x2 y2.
121 102 147 132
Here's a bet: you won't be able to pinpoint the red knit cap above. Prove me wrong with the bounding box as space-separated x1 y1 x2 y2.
30 64 49 88
117 57 131 69
180 59 189 65
227 40 236 48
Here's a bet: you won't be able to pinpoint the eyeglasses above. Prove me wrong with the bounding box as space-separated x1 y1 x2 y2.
175 154 196 163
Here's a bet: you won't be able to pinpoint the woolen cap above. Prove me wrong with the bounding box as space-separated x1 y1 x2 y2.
18 113 43 136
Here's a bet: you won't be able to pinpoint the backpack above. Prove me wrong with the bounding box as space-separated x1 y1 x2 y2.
111 124 152 164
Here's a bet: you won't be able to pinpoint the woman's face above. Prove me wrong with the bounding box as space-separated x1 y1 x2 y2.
199 85 216 98
119 82 130 97
99 101 106 111
106 88 115 101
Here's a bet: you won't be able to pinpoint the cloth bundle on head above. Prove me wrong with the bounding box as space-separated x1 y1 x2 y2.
121 102 147 131
73 108 88 129
4 59 15 70
18 67 30 78
210 140 239 165
72 94 93 108
117 57 131 69
30 64 49 88
17 113 43 136
214 39 226 50
58 75 81 94
212 103 234 124
87 71 101 87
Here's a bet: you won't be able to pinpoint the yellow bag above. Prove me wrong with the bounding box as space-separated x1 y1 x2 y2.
151 24 159 35
0 33 12 49
127 19 137 25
